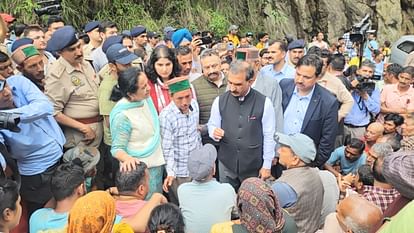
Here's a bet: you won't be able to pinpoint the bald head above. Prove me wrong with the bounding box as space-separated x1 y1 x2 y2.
369 122 385 134
365 122 384 143
337 195 382 233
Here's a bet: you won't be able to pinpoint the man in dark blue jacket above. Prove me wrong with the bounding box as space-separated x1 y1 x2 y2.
280 54 338 167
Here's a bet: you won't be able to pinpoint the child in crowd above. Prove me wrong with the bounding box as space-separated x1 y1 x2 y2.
63 146 100 192
338 164 374 199
382 40 391 63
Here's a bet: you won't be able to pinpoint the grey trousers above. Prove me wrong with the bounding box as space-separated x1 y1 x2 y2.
344 125 366 144
219 161 242 192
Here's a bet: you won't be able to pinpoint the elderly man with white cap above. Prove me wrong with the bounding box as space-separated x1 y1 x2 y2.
177 144 236 233
272 133 324 233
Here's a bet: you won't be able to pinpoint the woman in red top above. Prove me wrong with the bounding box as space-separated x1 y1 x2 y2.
145 45 181 113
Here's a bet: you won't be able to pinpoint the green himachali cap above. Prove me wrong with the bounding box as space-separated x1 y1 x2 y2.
166 76 191 94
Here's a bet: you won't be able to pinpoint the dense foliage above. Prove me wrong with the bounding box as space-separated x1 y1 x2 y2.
0 0 287 37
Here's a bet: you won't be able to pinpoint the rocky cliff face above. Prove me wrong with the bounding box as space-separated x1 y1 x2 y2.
3 0 410 45
262 0 413 44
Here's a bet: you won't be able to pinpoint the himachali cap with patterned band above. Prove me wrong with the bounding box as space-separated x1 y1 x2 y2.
166 76 191 94
11 38 40 66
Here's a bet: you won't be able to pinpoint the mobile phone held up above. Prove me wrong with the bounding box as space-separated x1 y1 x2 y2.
200 36 212 45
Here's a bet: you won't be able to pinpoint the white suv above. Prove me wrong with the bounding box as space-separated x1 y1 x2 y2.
390 35 414 66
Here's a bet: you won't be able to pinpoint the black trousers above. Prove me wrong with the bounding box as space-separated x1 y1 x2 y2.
96 143 119 190
20 161 59 218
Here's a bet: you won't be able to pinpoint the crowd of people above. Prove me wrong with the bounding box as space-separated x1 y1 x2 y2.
0 11 414 233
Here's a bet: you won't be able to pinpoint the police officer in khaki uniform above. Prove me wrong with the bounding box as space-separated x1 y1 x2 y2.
131 26 148 62
45 25 102 149
83 21 101 62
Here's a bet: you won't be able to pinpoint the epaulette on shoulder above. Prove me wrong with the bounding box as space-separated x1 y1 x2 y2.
48 60 66 79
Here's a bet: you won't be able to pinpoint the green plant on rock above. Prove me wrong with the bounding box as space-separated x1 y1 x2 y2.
59 0 89 29
0 0 38 23
95 0 164 31
0 0 289 38
208 10 229 36
269 8 287 25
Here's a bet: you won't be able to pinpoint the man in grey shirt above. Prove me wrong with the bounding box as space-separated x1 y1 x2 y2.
90 21 118 72
236 47 284 132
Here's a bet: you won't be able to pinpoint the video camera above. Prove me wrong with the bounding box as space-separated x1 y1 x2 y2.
349 14 372 43
34 0 62 17
347 14 377 73
354 75 376 95
0 112 21 133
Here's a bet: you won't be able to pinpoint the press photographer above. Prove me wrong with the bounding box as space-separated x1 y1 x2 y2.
0 74 65 218
342 60 381 143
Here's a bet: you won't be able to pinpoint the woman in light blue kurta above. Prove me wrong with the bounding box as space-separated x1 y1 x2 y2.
110 67 165 198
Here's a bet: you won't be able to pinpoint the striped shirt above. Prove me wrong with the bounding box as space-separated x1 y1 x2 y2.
383 151 414 199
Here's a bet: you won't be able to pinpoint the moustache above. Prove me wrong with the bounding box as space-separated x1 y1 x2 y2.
208 72 219 77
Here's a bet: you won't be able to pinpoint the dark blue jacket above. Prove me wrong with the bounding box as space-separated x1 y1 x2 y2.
280 79 339 167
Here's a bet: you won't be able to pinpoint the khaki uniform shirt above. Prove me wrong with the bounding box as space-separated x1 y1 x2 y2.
131 57 144 70
83 43 96 61
318 72 354 120
98 64 117 145
45 57 102 148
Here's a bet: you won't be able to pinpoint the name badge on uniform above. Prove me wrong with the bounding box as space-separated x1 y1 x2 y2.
71 76 82 86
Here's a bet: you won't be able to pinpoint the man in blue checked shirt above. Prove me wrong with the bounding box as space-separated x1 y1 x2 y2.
0 74 65 217
343 60 381 142
159 76 202 205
